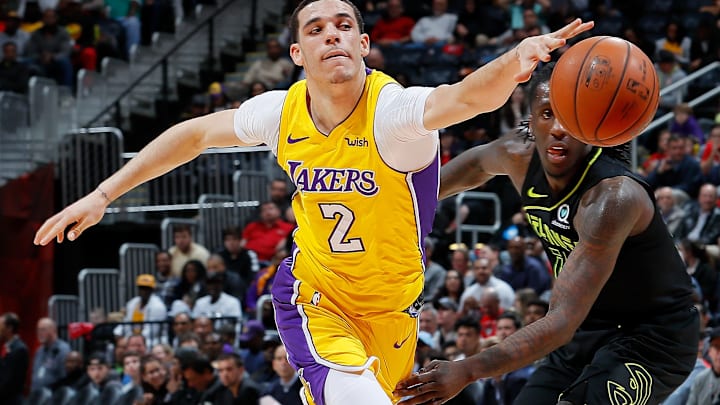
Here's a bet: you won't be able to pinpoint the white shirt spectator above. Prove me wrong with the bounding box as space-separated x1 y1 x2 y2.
459 276 516 310
169 242 210 277
192 292 243 319
116 294 168 345
410 13 457 44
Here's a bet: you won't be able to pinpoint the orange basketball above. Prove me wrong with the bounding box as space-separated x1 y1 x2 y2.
549 36 659 147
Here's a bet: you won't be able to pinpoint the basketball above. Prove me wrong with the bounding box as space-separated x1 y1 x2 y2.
549 36 659 147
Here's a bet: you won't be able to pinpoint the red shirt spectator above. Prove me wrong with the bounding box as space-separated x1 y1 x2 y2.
370 0 415 46
242 202 294 262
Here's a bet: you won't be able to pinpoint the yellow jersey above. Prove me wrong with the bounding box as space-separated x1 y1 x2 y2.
277 70 439 317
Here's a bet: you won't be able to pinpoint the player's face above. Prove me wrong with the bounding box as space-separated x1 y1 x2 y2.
290 0 369 85
529 82 592 180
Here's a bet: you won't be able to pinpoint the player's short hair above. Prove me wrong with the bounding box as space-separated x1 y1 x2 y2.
289 0 365 43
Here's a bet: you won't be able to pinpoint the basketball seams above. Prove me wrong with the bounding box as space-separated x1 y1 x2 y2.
602 46 660 146
592 39 630 143
571 38 606 140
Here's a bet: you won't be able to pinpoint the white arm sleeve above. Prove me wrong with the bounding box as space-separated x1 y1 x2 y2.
233 90 286 155
374 84 439 172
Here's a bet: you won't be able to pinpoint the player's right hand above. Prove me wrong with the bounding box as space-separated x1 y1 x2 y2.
33 190 109 245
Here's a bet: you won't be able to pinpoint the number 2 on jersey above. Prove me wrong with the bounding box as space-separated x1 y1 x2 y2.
318 203 365 253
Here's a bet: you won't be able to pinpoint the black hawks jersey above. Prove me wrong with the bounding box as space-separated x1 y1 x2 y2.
520 148 694 324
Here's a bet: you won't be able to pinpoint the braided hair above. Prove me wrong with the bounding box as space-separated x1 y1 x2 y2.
521 62 632 167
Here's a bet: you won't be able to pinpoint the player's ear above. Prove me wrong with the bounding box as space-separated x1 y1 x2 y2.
290 43 303 66
360 33 370 57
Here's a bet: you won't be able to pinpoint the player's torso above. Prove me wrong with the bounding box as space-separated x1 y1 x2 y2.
276 71 439 316
520 149 693 323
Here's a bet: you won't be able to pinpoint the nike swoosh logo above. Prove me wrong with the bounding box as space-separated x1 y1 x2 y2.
287 133 310 144
393 334 411 349
527 187 548 198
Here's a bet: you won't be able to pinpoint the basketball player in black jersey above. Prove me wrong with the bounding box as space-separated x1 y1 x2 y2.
395 63 699 405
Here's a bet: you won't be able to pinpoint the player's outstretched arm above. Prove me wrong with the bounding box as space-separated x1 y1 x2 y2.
34 109 249 246
422 18 593 131
439 131 533 200
395 177 652 405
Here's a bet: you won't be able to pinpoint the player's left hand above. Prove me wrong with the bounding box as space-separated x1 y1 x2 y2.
394 360 469 405
514 18 595 82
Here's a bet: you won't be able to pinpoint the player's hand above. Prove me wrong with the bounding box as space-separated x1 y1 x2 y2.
513 18 595 82
33 190 110 245
394 360 470 405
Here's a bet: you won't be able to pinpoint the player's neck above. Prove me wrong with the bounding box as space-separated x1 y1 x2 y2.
306 72 366 135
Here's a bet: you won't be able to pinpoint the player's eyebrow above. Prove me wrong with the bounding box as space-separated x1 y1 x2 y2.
302 12 355 31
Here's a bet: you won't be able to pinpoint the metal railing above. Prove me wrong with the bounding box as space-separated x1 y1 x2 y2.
454 191 502 246
48 295 80 350
160 218 199 251
119 243 160 305
78 269 121 322
198 194 235 252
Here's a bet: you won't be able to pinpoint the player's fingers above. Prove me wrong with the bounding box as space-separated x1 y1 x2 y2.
396 388 441 405
35 213 71 245
67 218 88 241
514 59 539 83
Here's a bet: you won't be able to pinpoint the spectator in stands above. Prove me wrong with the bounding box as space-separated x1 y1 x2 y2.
113 335 128 373
154 251 178 308
269 178 292 220
677 183 720 245
687 327 720 405
662 328 711 405
177 333 202 350
171 259 208 314
192 271 243 319
670 103 706 146
460 257 516 312
0 12 29 55
173 351 224 404
477 288 504 338
218 226 260 288
105 0 141 54
49 350 86 391
499 85 528 134
118 274 168 345
140 354 171 404
206 253 246 300
498 236 551 297
655 186 686 237
435 297 459 347
120 350 142 388
127 334 148 356
410 0 458 46
655 21 691 67
261 343 303 405
238 320 266 375
450 245 473 286
200 333 223 362
248 81 268 99
242 201 294 263
245 245 286 314
646 134 702 198
423 237 446 300
24 9 73 87
432 269 465 308
0 312 28 405
689 16 719 72
523 299 548 326
512 287 538 320
453 0 483 48
454 316 481 361
641 129 671 176
31 317 71 391
205 81 233 113
700 125 720 177
242 38 294 90
171 312 192 349
169 225 210 277
86 352 120 391
419 305 441 350
150 343 172 364
656 50 688 116
215 352 262 403
369 0 415 47
678 239 719 311
193 316 213 343
0 42 29 93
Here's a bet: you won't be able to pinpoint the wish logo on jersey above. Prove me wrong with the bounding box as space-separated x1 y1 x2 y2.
287 160 380 196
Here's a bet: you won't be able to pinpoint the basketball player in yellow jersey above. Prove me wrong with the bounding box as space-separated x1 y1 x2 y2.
34 0 593 403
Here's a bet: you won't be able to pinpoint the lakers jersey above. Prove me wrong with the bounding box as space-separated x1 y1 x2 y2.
277 70 439 317
520 148 694 323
